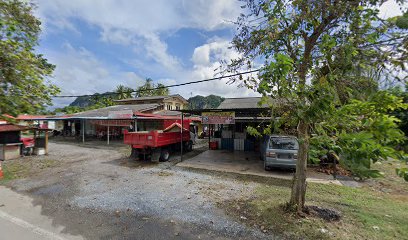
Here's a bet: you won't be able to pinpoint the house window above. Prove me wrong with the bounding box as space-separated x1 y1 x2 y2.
175 104 180 110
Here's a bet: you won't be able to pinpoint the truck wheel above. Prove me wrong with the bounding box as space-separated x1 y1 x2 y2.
185 141 193 152
159 149 170 162
130 148 138 159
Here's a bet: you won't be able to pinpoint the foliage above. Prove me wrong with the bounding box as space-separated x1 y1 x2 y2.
396 167 408 181
386 85 408 151
136 78 169 97
0 0 60 116
115 84 133 100
187 94 225 109
310 91 407 180
229 0 407 211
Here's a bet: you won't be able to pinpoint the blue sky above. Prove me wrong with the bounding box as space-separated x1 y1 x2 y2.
32 0 404 107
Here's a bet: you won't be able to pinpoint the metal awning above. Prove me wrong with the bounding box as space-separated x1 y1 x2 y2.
176 108 271 122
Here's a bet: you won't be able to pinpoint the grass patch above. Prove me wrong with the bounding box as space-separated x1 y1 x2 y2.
222 160 408 239
0 161 30 183
0 158 60 184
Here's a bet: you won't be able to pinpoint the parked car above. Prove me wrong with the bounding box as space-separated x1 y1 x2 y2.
261 135 299 170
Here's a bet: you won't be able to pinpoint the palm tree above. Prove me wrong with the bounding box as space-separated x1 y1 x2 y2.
116 85 134 99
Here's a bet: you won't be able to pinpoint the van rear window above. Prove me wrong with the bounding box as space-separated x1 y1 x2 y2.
269 138 299 150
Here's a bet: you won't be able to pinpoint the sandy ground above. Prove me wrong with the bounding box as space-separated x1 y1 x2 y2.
1 141 277 240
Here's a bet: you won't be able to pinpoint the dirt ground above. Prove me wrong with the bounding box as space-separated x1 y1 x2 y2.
1 141 275 240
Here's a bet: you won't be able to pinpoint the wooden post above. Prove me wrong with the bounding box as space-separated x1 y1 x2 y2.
181 113 184 162
45 130 49 155
208 124 211 150
82 119 85 143
107 124 110 145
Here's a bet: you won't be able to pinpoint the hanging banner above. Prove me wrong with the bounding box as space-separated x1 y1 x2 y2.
202 111 235 124
108 110 133 119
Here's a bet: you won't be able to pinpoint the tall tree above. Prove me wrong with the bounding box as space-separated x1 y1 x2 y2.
115 84 134 100
136 78 170 97
229 0 407 213
0 0 59 116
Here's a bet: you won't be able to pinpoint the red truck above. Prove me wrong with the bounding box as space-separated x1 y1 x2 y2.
123 120 195 162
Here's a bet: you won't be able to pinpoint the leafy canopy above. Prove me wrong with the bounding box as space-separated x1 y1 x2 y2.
229 0 407 210
0 0 60 116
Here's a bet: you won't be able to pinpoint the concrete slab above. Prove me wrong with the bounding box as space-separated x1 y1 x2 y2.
177 150 344 185
0 186 83 240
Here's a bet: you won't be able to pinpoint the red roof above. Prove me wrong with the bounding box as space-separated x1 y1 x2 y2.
17 114 48 120
0 124 31 133
1 114 16 119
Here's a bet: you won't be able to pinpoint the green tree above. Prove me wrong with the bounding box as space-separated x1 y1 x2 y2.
387 84 408 151
136 78 170 97
115 84 134 100
310 91 407 179
155 83 169 96
229 0 407 213
0 0 60 116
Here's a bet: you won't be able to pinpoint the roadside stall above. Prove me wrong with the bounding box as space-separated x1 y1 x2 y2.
33 128 51 155
0 124 30 160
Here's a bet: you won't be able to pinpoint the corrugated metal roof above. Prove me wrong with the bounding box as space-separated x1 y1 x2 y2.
17 114 49 120
114 94 187 103
0 124 31 132
116 96 168 101
217 97 269 109
68 104 159 118
153 110 182 116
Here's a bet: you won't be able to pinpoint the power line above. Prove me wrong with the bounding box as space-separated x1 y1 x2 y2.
52 69 260 98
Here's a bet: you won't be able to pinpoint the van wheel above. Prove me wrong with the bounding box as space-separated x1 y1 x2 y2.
159 148 170 162
264 166 270 171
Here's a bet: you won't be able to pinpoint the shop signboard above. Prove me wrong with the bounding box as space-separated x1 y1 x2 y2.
202 111 235 124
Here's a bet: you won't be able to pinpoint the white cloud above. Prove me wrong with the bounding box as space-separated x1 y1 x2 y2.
379 0 406 19
34 0 241 71
172 39 259 98
34 0 259 105
45 44 144 107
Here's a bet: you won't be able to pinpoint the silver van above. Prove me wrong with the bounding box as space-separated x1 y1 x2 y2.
262 135 299 170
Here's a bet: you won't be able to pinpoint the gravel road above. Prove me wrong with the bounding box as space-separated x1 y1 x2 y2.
3 141 276 240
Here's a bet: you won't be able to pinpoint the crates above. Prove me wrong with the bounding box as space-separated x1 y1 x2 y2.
209 141 218 150
213 138 221 149
34 148 46 155
234 139 245 151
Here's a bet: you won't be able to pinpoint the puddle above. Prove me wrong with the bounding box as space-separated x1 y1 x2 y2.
32 183 65 196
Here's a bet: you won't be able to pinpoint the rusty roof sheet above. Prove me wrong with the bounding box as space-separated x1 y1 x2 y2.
0 124 31 132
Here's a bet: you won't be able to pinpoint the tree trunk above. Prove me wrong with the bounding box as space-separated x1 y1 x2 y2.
289 119 309 213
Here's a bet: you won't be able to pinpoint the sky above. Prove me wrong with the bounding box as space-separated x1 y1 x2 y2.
32 0 405 108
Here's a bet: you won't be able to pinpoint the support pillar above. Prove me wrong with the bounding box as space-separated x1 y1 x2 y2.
107 124 110 145
208 124 211 150
180 113 184 162
82 119 85 143
45 131 48 155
